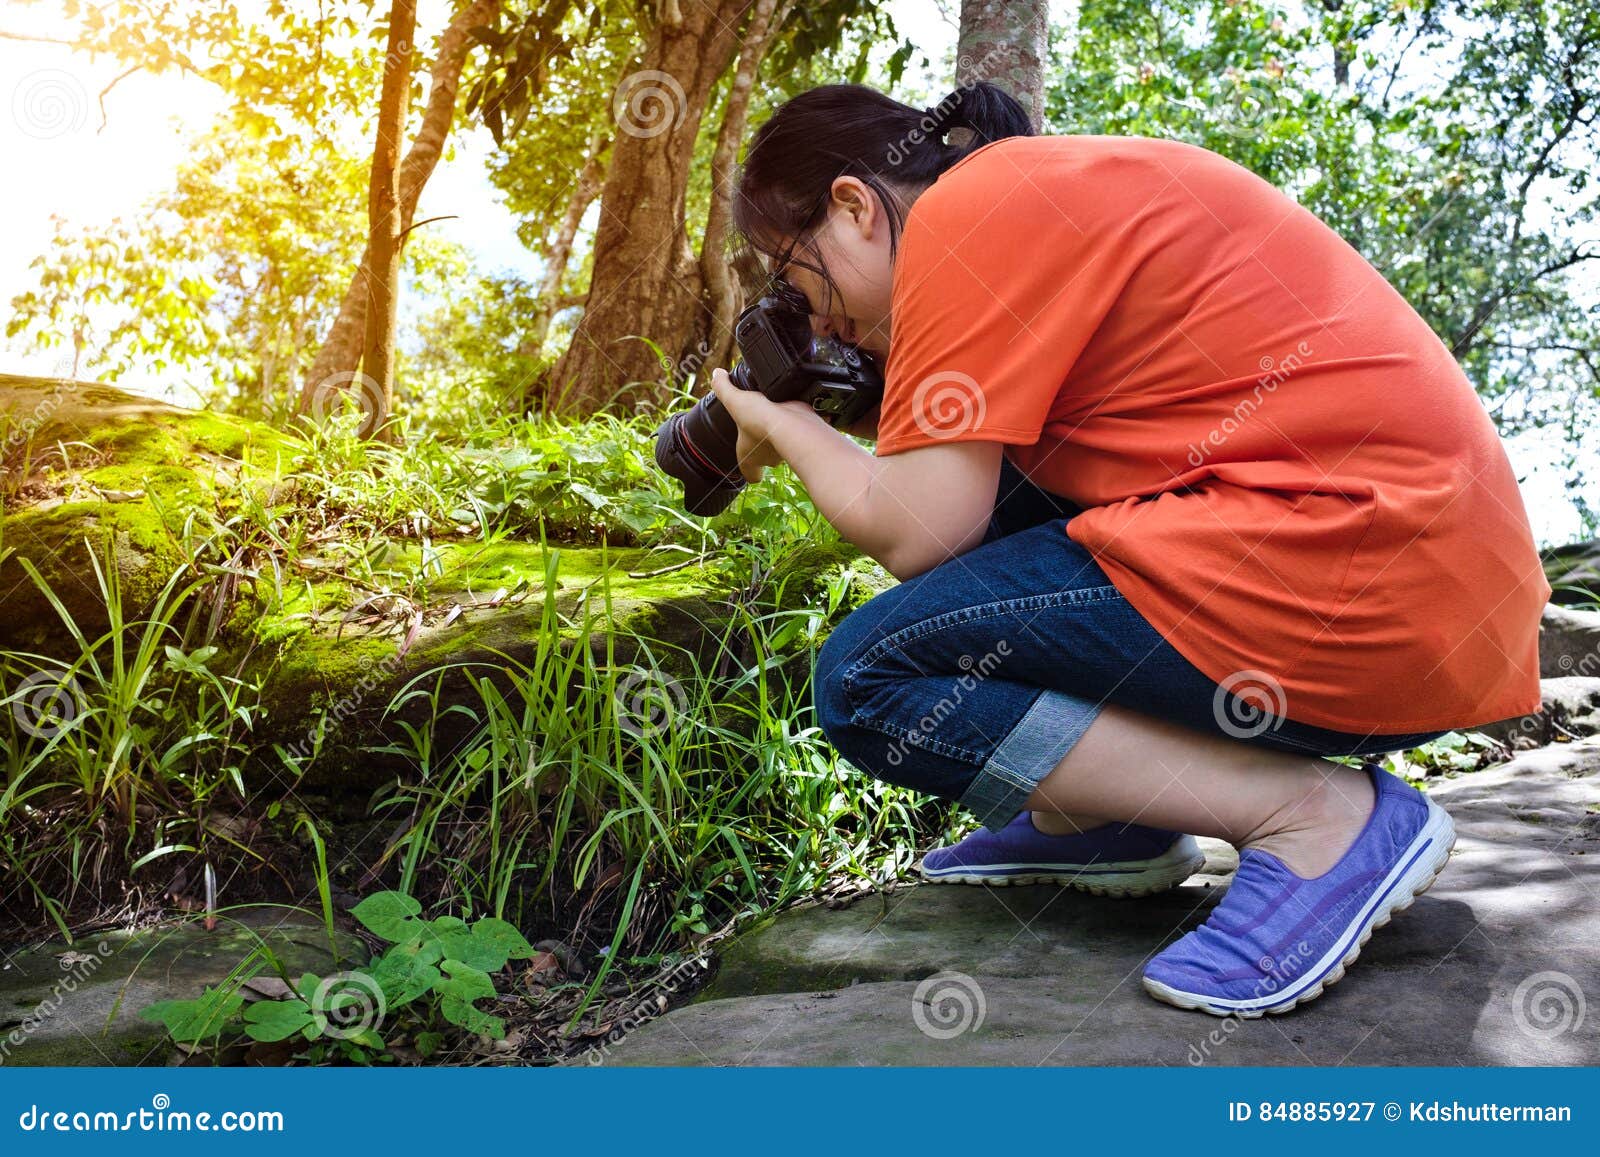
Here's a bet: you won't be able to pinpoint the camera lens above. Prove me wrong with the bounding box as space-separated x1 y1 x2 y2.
652 389 746 516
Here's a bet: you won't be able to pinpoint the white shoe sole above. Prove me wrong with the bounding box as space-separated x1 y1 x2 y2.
918 834 1207 898
1143 796 1457 1017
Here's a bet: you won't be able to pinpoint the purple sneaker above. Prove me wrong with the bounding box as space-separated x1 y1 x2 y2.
918 813 1205 897
1142 762 1456 1017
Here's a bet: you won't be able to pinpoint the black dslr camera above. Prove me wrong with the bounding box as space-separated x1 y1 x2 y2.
653 280 883 516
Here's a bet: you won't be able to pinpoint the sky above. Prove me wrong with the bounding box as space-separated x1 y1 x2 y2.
0 0 1592 544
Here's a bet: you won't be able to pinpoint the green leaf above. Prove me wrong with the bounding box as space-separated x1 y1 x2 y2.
242 998 315 1042
139 987 245 1042
370 944 442 1006
435 959 503 1038
436 917 534 971
351 891 423 942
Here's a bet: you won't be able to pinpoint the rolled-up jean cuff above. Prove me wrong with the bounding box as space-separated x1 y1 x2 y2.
958 688 1106 832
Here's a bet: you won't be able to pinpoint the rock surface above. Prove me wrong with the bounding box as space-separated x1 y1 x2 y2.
0 910 363 1066
1539 603 1600 678
1474 676 1600 749
604 740 1600 1066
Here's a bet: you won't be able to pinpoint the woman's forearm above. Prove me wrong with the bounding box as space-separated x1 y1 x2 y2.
763 404 898 562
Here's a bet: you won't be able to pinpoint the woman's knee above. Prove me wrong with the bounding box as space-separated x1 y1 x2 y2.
814 614 867 750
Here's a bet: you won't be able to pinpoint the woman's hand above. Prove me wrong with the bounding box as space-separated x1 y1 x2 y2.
710 369 810 482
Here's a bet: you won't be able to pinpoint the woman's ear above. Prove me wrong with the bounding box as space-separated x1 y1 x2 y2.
830 176 881 241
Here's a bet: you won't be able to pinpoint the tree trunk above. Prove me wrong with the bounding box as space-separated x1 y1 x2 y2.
358 0 416 440
956 0 1050 131
695 0 790 389
297 0 497 422
550 0 751 415
528 127 612 351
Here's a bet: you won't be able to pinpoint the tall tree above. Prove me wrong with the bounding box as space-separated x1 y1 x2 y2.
549 0 753 413
956 0 1051 129
296 0 498 425
696 0 794 384
356 0 419 439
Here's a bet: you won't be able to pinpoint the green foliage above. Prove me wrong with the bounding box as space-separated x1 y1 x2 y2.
6 0 473 417
140 985 247 1044
0 535 267 930
137 891 535 1063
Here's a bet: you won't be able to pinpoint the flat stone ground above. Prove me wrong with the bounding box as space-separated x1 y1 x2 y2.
0 910 359 1066
605 739 1600 1066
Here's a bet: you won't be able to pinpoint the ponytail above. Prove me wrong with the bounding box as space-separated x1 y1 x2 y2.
732 81 1033 274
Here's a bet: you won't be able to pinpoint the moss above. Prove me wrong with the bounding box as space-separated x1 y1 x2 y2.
2 376 887 801
2 377 291 654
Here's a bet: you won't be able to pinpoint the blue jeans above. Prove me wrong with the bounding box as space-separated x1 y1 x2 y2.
813 458 1450 831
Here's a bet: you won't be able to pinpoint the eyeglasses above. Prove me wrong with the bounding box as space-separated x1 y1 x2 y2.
768 179 842 293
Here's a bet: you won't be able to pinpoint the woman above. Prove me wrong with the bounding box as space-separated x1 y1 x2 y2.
709 82 1549 1017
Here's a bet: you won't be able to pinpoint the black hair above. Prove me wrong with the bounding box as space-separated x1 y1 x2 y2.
731 81 1033 313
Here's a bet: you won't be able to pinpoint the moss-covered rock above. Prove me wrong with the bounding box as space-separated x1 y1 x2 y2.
1 375 288 654
3 376 887 797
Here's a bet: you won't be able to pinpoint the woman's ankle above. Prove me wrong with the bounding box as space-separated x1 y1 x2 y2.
1029 810 1110 836
1241 764 1377 878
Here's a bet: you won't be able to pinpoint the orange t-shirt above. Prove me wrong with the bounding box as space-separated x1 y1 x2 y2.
875 134 1549 733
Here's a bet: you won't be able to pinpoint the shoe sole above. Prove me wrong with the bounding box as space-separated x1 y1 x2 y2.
1142 796 1457 1017
917 834 1207 898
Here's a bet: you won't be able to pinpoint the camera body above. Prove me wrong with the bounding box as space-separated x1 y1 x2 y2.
653 282 884 516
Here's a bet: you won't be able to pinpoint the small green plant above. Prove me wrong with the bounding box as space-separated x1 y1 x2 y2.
139 891 535 1064
1396 730 1503 775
